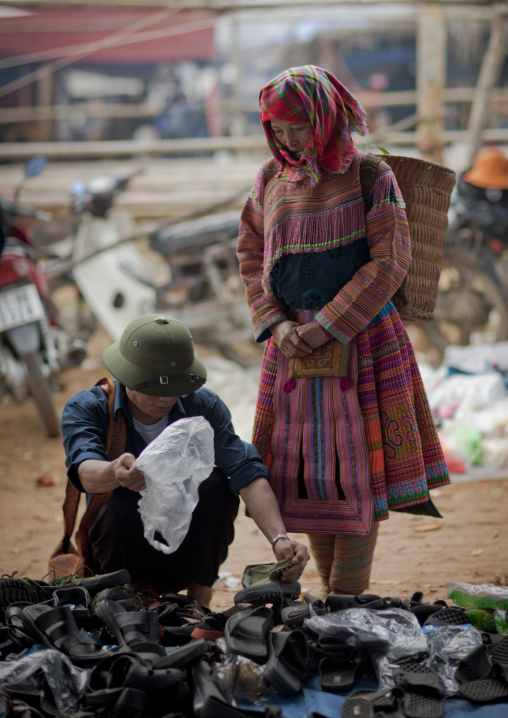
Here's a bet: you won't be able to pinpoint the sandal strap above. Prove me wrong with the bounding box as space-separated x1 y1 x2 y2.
35 606 94 652
394 665 444 696
113 610 158 644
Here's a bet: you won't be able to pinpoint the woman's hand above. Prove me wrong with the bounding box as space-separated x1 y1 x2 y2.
273 538 310 582
295 321 330 349
270 320 313 359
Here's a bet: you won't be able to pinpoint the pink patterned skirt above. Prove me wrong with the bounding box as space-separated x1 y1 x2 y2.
252 303 450 534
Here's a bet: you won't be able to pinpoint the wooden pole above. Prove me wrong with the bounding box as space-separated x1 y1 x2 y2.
35 71 53 142
416 3 447 164
230 15 246 137
2 129 508 160
466 4 508 167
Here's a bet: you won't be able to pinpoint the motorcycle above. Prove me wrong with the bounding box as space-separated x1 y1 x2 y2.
0 158 86 437
47 170 251 358
421 170 508 360
46 168 171 343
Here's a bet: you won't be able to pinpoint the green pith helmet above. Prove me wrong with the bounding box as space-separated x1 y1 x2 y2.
103 314 207 396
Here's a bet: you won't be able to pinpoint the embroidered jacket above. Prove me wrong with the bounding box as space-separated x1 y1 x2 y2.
237 150 411 344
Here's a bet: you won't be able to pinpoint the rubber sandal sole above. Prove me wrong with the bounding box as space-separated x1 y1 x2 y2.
0 582 57 620
224 605 273 663
393 663 445 718
351 687 402 711
458 676 508 704
263 629 308 698
319 656 358 693
424 607 472 627
233 581 301 605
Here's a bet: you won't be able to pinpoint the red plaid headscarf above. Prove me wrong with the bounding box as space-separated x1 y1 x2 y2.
259 65 368 185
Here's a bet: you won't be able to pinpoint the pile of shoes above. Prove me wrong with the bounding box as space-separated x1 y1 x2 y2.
1 569 508 718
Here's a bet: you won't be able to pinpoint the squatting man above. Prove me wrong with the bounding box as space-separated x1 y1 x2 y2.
62 313 309 607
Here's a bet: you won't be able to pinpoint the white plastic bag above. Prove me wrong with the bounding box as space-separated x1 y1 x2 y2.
134 416 214 554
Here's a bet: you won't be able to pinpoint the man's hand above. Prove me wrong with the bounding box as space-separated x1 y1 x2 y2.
270 320 313 359
273 538 310 582
113 453 146 492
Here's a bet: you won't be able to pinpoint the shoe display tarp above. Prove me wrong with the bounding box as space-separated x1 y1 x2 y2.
238 674 505 718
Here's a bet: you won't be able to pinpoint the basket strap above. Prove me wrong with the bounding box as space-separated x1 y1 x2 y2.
359 154 382 207
59 378 127 560
60 479 82 553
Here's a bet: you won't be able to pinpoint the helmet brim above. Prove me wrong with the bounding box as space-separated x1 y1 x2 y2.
103 340 207 396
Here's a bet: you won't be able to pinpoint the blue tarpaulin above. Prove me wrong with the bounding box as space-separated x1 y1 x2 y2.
239 675 508 717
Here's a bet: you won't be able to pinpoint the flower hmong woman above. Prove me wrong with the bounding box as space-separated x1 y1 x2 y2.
237 65 450 598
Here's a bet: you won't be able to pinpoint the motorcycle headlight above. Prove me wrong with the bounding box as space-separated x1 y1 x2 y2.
12 259 31 277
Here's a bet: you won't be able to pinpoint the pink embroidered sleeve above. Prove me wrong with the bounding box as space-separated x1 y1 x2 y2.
237 165 287 342
315 165 411 343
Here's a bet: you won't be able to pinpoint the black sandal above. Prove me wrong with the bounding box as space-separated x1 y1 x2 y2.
393 662 446 718
21 604 107 666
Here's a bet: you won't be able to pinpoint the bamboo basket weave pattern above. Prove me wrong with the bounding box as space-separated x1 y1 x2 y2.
378 155 456 322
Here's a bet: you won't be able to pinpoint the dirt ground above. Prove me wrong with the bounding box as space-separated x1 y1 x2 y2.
1 325 507 612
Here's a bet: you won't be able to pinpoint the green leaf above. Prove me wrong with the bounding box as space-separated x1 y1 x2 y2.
364 143 391 155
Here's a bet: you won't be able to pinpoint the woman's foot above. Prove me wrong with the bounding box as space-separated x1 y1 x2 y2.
187 583 212 608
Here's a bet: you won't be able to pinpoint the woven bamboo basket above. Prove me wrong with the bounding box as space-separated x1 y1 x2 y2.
377 154 456 322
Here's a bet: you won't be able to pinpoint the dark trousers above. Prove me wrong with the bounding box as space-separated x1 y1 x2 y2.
88 468 240 593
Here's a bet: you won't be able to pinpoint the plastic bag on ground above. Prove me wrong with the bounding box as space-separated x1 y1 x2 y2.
445 581 508 610
443 342 508 374
422 624 483 695
305 608 428 689
135 416 214 554
0 649 87 715
428 372 507 414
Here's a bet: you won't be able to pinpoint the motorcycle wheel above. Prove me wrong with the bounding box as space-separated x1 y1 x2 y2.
422 246 508 360
22 351 61 438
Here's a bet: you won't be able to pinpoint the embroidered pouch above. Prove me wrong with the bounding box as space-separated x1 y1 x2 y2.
288 338 350 379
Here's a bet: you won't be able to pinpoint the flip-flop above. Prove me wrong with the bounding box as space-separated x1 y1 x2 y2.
458 676 508 704
4 602 37 650
319 654 361 693
281 595 327 628
342 687 404 718
191 657 256 718
106 652 185 691
393 663 446 718
488 634 508 681
21 603 106 666
423 607 472 627
263 629 309 698
325 593 388 612
233 581 301 605
224 605 273 663
94 598 161 649
153 638 215 669
49 568 132 594
0 577 57 621
162 623 196 646
455 642 493 684
191 602 253 640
